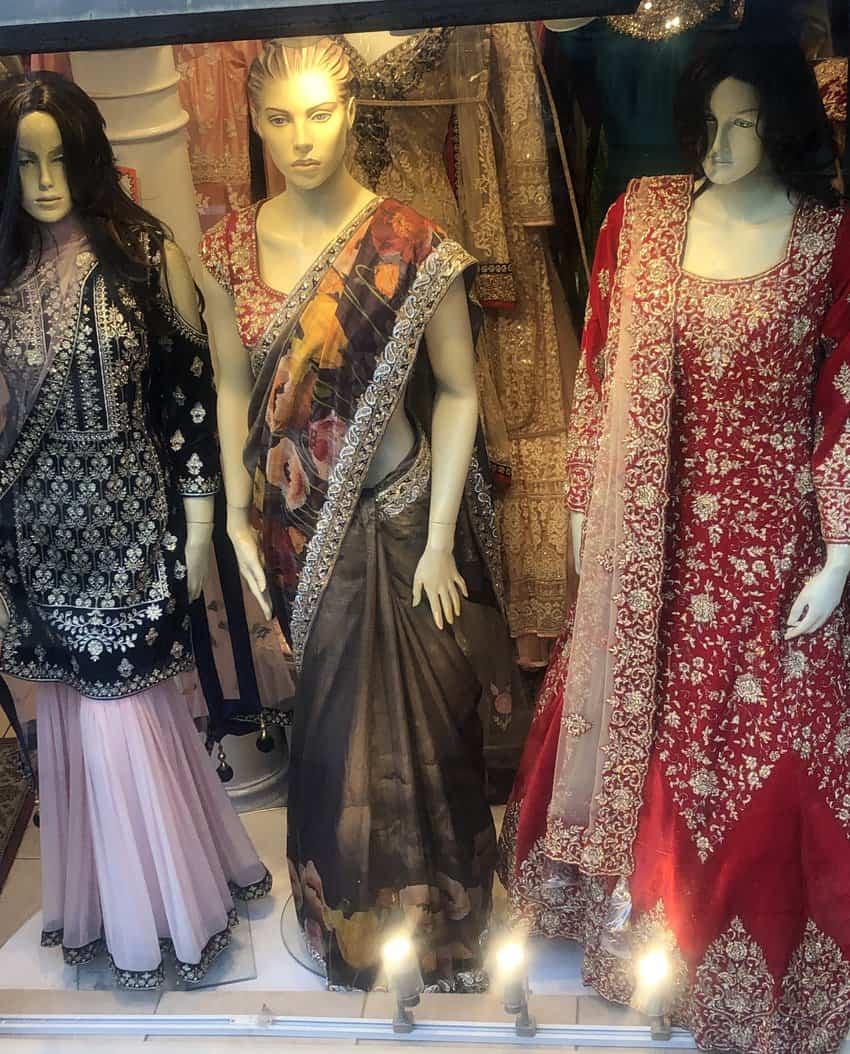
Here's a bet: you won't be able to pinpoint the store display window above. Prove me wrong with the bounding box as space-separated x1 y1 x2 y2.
0 3 849 1051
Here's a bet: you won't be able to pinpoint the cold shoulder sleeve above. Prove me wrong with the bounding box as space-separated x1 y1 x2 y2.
812 208 850 544
199 214 234 297
564 194 624 514
151 303 221 497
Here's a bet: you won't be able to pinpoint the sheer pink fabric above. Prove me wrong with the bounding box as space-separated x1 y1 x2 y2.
545 179 683 875
38 680 267 973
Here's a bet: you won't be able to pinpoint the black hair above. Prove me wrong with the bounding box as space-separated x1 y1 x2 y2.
674 32 838 207
0 72 170 318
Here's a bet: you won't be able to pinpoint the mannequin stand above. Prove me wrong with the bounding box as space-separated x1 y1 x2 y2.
280 895 326 979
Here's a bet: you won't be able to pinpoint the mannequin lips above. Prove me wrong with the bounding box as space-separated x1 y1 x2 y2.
292 159 321 168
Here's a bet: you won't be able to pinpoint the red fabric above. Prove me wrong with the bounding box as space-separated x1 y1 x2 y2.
502 183 850 1053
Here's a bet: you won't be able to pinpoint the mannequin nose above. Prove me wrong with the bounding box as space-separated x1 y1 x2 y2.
709 124 729 163
293 122 312 153
38 160 54 190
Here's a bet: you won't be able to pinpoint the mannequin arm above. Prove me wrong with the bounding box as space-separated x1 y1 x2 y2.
785 543 850 639
412 275 478 630
161 241 217 602
201 268 272 620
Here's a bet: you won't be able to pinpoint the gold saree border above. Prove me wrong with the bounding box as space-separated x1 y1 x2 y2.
289 238 497 672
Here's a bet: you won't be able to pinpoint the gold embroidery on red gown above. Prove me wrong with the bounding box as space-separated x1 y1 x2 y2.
499 175 850 1054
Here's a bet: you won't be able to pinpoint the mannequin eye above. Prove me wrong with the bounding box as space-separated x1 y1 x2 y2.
17 157 33 167
733 118 755 129
311 111 333 123
268 115 290 127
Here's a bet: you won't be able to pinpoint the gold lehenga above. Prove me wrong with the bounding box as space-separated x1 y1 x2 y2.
329 25 578 647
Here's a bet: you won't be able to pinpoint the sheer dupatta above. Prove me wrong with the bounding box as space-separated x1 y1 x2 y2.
544 177 688 877
0 220 94 494
243 197 505 674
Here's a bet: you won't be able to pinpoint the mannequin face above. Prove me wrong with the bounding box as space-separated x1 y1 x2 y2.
702 78 766 187
253 68 355 192
16 111 72 224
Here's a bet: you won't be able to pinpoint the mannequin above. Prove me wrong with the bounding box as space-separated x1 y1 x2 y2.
500 37 850 1054
572 75 849 637
201 38 516 989
0 73 270 988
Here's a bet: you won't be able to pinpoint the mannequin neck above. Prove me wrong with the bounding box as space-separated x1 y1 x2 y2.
38 211 88 253
698 168 793 224
270 163 374 241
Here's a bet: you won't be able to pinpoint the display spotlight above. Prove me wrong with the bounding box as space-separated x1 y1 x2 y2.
382 934 424 1034
635 946 673 1041
495 939 536 1038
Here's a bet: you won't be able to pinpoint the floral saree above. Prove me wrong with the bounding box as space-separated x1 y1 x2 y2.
245 197 522 988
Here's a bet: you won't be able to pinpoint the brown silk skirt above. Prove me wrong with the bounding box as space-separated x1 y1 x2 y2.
286 436 500 991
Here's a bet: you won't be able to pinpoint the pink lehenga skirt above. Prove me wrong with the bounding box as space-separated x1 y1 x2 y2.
36 678 272 988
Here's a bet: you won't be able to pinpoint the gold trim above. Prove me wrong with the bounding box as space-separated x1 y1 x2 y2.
289 239 479 671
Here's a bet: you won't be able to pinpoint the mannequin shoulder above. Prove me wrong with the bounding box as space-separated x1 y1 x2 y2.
160 239 202 330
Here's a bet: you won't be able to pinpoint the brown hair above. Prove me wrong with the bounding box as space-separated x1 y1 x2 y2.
247 37 357 113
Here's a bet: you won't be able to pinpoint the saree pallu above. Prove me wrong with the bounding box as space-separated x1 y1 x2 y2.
288 433 499 989
244 197 523 988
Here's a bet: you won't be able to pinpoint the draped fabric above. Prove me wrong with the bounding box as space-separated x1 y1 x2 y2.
499 175 850 1054
204 197 522 987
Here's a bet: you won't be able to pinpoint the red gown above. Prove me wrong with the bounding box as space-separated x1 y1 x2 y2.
499 176 850 1054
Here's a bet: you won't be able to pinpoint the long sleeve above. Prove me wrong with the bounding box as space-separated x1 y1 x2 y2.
565 193 624 514
151 305 221 497
490 21 556 228
812 209 850 544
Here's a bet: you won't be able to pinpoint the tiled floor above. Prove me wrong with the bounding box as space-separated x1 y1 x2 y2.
0 725 693 1050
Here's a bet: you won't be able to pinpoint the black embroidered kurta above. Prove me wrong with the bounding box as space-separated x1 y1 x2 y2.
0 249 220 699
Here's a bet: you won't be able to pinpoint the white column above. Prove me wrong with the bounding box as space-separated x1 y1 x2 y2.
69 46 203 275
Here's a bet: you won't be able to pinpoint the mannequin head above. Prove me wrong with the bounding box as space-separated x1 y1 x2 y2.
0 72 167 302
675 34 837 205
701 77 766 186
248 38 357 192
16 110 72 225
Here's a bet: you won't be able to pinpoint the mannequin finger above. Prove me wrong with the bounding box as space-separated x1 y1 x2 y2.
785 610 817 640
412 577 423 608
785 595 808 628
448 582 462 617
455 573 469 599
426 588 444 630
439 587 456 625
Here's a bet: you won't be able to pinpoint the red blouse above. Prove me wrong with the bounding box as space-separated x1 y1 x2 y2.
199 202 286 348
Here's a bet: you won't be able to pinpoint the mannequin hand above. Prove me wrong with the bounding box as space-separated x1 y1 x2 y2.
226 506 273 621
571 510 585 576
412 544 469 630
0 595 9 632
785 548 850 640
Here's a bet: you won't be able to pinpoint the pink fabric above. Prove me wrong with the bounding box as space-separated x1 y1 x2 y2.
37 679 267 973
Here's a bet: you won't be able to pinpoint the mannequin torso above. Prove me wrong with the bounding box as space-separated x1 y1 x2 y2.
254 189 416 486
572 75 849 642
204 44 480 628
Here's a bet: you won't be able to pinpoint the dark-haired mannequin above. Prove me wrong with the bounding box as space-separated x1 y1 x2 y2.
500 41 850 1054
0 76 270 989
